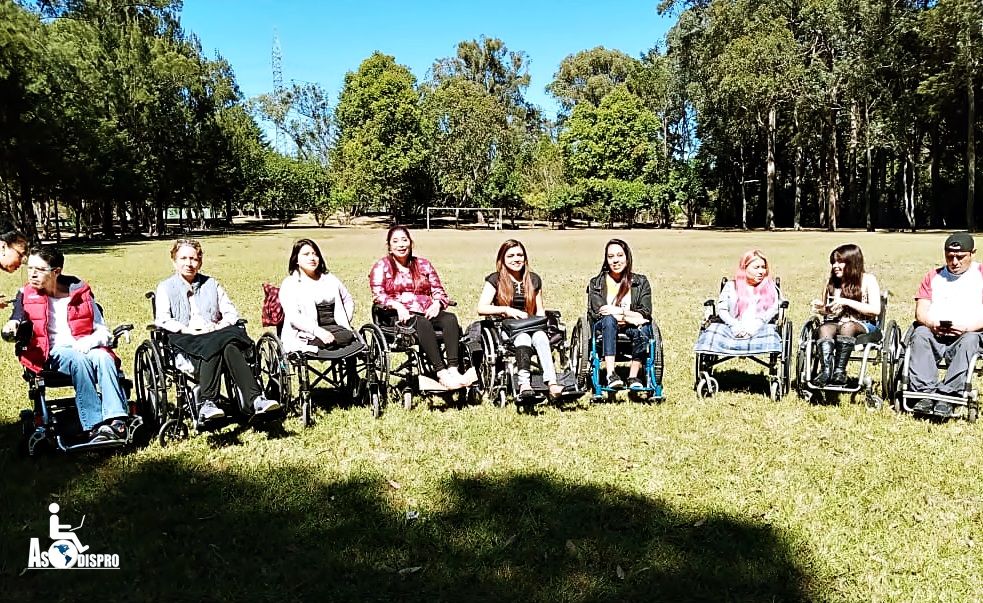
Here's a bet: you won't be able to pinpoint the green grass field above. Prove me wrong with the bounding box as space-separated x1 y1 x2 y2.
1 227 981 602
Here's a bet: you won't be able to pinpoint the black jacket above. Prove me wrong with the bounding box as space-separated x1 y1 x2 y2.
587 272 652 324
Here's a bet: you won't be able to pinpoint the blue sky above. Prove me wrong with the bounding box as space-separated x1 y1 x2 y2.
180 1 675 121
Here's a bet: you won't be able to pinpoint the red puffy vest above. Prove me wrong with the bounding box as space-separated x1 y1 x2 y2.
19 280 114 373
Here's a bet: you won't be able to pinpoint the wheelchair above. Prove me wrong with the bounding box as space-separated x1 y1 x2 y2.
371 302 478 410
262 319 389 426
568 314 664 402
694 277 793 401
883 322 981 422
9 313 148 456
795 292 891 407
133 292 285 447
473 311 582 411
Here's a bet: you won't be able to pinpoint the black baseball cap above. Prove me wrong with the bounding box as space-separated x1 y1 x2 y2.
944 232 975 252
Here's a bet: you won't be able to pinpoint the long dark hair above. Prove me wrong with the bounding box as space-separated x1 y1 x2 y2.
287 238 327 276
601 239 633 305
494 239 536 315
826 244 864 310
385 225 426 292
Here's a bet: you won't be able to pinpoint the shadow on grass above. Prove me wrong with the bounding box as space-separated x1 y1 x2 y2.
2 453 828 603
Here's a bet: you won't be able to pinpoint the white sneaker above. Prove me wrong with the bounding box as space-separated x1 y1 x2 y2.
253 396 281 415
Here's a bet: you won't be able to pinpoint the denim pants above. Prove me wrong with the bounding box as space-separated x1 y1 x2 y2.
513 330 557 384
48 345 127 431
596 315 652 360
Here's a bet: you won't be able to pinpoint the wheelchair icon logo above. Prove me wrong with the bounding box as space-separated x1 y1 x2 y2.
27 503 119 570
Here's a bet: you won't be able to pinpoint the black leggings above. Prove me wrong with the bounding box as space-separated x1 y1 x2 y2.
409 311 460 372
199 344 261 412
817 321 866 340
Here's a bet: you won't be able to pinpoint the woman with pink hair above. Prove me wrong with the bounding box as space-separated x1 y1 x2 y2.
694 249 782 355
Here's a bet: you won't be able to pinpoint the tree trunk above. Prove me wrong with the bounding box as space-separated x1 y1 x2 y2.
766 105 776 230
968 65 976 231
904 146 917 231
739 151 748 231
827 123 840 231
930 124 943 227
865 142 874 231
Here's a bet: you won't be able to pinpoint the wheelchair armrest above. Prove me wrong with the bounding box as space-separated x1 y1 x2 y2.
446 300 458 307
111 324 134 347
545 309 561 319
779 300 789 309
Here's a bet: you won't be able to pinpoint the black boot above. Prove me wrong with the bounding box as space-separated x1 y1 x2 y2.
813 338 835 387
515 346 535 399
828 337 855 386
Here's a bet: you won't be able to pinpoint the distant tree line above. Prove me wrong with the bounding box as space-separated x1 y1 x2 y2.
1 0 979 238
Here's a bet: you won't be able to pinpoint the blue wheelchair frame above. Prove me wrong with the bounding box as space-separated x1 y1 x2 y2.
571 315 664 402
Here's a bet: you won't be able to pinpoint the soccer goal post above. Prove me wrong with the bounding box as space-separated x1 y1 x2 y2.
426 207 502 230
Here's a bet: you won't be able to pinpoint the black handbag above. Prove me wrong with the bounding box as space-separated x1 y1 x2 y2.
501 315 548 337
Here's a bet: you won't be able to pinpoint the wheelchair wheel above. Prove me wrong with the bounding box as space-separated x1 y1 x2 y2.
569 316 591 391
158 418 188 447
774 319 793 401
134 339 169 434
650 322 664 388
881 321 899 403
795 320 816 399
358 324 389 419
478 325 504 406
256 332 291 410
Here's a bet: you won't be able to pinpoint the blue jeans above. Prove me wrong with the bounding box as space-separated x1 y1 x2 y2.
596 316 652 360
48 346 128 431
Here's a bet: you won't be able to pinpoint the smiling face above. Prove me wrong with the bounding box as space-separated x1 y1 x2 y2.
606 243 627 277
388 229 413 263
0 240 28 273
502 245 526 275
26 254 59 293
172 244 202 282
296 244 321 277
831 257 846 279
745 257 768 286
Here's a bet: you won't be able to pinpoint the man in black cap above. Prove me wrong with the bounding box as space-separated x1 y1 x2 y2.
909 232 983 416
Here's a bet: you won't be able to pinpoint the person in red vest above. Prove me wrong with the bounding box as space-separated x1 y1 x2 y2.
3 246 127 443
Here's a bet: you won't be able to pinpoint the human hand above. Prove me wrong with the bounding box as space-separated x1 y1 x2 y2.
315 327 335 345
598 304 618 316
2 320 20 342
72 335 96 353
424 300 441 320
393 303 411 323
734 330 751 339
506 307 528 319
810 299 824 313
0 293 8 310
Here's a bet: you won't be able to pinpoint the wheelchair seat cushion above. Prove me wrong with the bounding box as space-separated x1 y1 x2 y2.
694 322 782 356
303 340 365 361
854 328 882 347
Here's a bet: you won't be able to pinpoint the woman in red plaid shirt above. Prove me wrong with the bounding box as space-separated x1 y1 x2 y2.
369 225 469 390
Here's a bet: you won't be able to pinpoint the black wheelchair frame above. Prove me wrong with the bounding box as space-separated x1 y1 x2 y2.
371 302 477 410
10 310 146 455
133 291 284 447
474 310 580 410
694 277 793 401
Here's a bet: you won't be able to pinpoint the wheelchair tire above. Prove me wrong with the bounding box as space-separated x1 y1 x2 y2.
158 418 188 447
478 325 501 405
569 316 591 391
359 323 389 419
650 322 664 387
134 339 169 435
302 400 312 427
880 321 899 403
256 332 291 411
778 319 793 400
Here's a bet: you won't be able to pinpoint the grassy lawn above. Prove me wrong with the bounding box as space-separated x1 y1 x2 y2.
1 227 980 602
